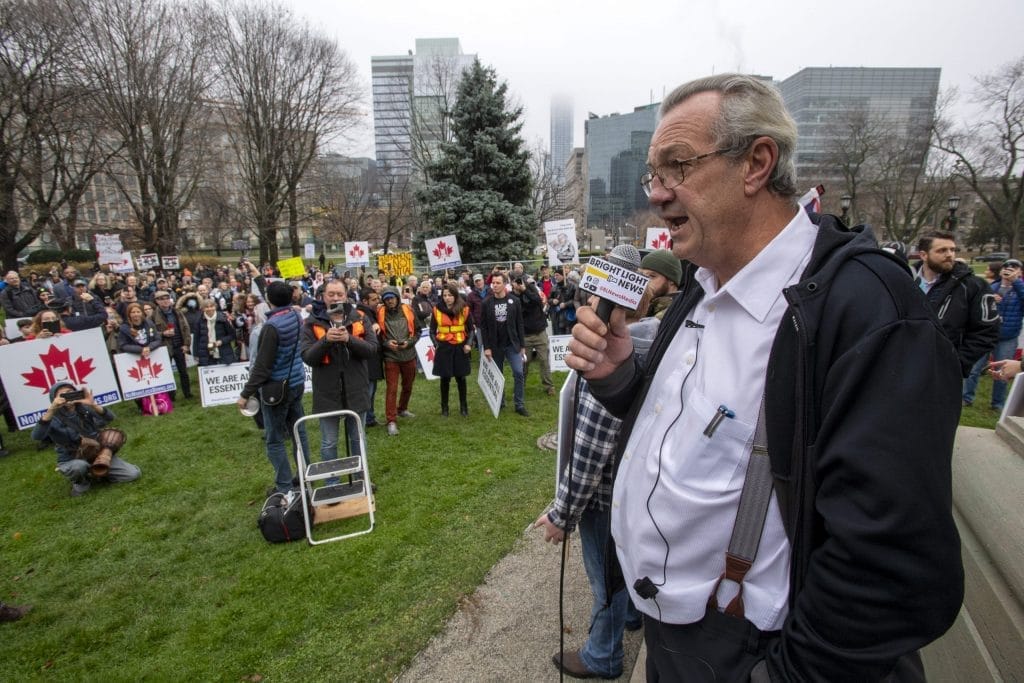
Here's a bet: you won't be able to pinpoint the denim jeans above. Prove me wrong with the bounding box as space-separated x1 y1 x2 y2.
963 337 1017 408
491 344 525 410
261 387 310 493
319 411 365 461
577 506 640 678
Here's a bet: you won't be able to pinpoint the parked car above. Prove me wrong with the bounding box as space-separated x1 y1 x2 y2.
976 251 1010 262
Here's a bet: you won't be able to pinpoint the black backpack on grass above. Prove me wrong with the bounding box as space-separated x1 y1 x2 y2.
257 490 313 543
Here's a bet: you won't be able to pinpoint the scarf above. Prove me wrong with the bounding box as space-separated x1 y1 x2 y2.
205 312 219 359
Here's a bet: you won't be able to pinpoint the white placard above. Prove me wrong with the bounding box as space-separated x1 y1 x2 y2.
545 219 579 266
345 241 370 267
199 362 252 407
555 371 578 491
198 360 312 407
645 227 672 251
0 328 122 429
548 334 572 373
111 251 135 274
425 234 462 271
113 347 177 400
136 253 160 270
161 255 180 270
5 317 30 341
578 256 650 311
95 234 124 265
476 354 505 418
415 330 438 381
304 243 316 259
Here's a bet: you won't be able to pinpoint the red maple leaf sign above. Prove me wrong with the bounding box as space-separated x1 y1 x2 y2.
425 346 436 362
21 344 97 394
650 231 671 249
432 240 453 259
349 244 365 258
127 357 164 383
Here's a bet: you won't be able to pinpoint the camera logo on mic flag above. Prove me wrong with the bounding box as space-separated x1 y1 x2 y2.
579 256 651 311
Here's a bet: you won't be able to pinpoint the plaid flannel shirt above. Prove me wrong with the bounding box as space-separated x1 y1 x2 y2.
546 377 621 533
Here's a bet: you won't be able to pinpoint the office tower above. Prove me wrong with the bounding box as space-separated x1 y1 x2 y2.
583 104 659 228
778 67 941 183
550 95 573 184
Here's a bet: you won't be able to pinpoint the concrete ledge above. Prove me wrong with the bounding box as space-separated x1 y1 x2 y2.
921 425 1024 681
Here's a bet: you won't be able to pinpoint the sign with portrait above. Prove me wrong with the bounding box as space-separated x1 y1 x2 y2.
545 219 579 266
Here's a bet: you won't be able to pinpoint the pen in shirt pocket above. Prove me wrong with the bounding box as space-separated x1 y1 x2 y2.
703 404 735 438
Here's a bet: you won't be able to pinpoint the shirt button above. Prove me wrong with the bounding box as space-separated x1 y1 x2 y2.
654 403 662 414
685 353 696 365
707 304 716 312
612 501 619 509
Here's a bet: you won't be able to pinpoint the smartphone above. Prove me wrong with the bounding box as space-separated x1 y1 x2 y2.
43 320 61 334
62 389 86 401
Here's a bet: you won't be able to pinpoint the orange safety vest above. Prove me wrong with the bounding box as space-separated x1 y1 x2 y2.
377 303 416 337
434 307 468 344
311 319 365 365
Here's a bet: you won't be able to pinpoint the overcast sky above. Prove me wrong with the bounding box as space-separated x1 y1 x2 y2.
288 0 1024 159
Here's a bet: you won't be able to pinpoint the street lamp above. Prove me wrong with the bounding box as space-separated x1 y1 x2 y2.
947 195 961 235
840 195 852 224
624 222 637 246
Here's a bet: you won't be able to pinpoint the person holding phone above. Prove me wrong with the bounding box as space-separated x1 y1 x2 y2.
376 287 418 436
31 382 140 497
23 306 69 339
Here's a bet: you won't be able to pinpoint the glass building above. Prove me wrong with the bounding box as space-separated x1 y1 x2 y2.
550 95 573 184
778 67 941 183
584 103 659 227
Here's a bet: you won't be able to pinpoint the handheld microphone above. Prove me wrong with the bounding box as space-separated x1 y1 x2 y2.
592 244 643 323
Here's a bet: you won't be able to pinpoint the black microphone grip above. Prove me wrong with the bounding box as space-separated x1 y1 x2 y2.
595 298 615 323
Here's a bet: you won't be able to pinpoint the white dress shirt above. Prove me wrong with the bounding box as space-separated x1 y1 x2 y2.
612 208 817 630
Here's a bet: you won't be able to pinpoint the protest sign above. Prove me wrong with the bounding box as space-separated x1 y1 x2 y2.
424 234 462 271
476 354 505 418
545 219 579 266
111 251 135 273
0 328 121 429
304 243 316 259
95 234 123 265
548 334 572 373
161 255 180 270
276 256 306 279
415 330 438 381
377 252 414 278
645 227 672 251
198 362 251 407
113 347 177 400
136 253 160 270
345 241 370 267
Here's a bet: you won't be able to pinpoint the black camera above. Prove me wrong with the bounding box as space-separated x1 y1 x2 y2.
62 389 86 402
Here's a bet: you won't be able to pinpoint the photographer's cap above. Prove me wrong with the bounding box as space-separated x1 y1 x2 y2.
1003 259 1022 268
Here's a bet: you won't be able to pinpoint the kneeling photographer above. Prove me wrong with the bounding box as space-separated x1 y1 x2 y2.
31 382 141 497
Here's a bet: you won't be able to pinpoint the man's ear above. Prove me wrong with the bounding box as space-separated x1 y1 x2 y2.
743 136 779 196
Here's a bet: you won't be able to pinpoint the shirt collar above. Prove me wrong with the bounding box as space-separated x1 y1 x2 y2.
695 207 817 323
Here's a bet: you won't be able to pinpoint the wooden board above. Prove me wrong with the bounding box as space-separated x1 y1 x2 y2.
313 495 374 524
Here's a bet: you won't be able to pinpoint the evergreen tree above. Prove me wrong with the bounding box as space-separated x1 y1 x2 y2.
415 59 535 265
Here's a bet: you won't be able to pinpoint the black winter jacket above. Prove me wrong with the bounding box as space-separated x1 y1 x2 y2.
916 260 999 376
591 215 963 681
300 303 378 414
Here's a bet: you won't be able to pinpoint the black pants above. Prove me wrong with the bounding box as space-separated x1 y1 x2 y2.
644 608 779 683
169 346 191 398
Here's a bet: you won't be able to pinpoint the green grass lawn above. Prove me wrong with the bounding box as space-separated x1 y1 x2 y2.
0 361 563 680
0 344 1003 680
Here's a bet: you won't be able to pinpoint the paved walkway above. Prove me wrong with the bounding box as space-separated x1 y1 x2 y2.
397 524 645 682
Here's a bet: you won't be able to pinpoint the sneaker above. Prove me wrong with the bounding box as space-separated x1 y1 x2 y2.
515 406 530 417
0 602 31 623
70 482 91 497
397 410 416 418
387 422 399 436
365 418 379 427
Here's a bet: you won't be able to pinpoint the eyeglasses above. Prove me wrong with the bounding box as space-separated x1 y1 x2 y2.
640 149 727 197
